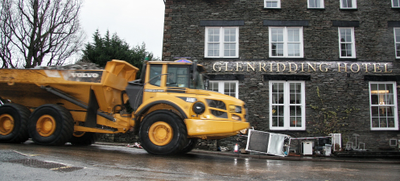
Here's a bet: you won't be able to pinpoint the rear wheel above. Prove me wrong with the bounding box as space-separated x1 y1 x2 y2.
28 104 74 146
139 110 188 155
69 132 97 146
0 103 30 143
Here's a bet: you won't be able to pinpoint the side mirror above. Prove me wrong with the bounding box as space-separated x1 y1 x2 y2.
139 60 148 84
192 60 198 82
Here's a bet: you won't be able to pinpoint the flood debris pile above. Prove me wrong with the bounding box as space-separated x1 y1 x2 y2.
33 61 102 70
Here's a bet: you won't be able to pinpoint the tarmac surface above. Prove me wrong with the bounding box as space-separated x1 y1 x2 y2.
96 142 400 164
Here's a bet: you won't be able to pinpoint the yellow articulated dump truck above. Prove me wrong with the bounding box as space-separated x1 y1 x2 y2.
0 59 249 155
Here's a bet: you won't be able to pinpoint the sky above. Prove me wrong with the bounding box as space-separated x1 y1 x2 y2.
79 0 165 60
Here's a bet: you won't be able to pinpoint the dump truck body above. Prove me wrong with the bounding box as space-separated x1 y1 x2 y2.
0 60 137 134
0 59 249 155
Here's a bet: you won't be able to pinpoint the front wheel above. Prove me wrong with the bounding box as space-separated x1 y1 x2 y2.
179 138 198 154
139 110 188 155
28 104 74 146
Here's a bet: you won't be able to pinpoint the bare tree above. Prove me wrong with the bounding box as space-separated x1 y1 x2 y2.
0 0 84 68
0 0 14 68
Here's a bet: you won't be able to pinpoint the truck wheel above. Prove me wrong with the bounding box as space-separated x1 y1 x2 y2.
0 103 30 143
139 110 188 155
28 104 74 146
69 132 97 146
179 138 198 154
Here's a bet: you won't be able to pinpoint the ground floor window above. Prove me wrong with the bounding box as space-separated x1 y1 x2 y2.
269 81 305 130
369 82 399 130
208 81 239 98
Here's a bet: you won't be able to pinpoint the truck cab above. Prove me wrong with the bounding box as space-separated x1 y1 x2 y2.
126 59 249 154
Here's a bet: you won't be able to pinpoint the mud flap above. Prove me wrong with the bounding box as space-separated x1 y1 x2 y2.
85 89 98 128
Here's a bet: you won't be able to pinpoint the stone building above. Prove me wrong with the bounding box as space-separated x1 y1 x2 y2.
162 0 400 152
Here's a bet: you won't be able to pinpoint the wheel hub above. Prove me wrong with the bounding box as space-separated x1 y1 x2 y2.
148 121 173 146
36 115 56 137
0 114 14 135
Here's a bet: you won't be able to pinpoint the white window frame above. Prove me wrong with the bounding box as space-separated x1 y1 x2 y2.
395 28 400 59
369 82 399 131
340 0 357 9
269 81 306 130
208 80 239 99
392 0 400 8
269 27 304 58
264 0 281 8
205 27 239 58
338 27 356 59
308 0 325 9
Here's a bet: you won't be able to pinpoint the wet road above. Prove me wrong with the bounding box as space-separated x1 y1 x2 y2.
1 141 400 181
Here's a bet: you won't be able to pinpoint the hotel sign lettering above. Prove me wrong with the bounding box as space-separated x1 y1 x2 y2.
212 61 393 73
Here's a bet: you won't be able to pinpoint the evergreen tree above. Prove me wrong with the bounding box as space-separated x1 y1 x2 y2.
81 30 153 74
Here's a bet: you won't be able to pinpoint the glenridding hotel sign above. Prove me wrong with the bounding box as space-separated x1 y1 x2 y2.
212 61 393 73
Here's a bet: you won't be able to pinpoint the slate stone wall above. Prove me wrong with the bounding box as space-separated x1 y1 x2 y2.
163 0 399 61
161 0 400 152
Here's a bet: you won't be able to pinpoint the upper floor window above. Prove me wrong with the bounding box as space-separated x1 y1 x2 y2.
392 0 400 8
205 27 239 58
369 82 398 131
395 28 400 59
269 81 306 130
340 0 357 9
208 81 239 98
308 0 324 9
264 0 281 8
269 27 304 58
338 27 356 58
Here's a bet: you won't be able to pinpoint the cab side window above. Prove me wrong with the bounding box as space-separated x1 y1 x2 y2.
148 65 162 86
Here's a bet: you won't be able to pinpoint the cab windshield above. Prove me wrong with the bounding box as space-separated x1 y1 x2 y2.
166 65 205 90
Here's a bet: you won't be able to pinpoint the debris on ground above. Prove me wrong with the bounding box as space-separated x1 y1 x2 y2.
218 146 230 152
127 142 142 149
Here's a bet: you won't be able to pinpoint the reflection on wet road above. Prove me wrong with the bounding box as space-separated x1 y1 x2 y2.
1 142 400 180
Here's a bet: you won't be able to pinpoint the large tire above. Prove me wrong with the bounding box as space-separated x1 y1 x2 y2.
139 110 188 155
179 138 198 154
69 132 97 146
28 104 74 146
0 103 30 143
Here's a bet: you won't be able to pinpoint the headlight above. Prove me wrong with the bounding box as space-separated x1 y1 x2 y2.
192 102 205 114
229 105 242 113
231 114 241 121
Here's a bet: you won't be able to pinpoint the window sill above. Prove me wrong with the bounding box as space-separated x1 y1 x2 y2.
263 7 281 10
339 57 357 60
370 128 399 131
307 8 325 10
340 8 358 11
268 57 305 60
